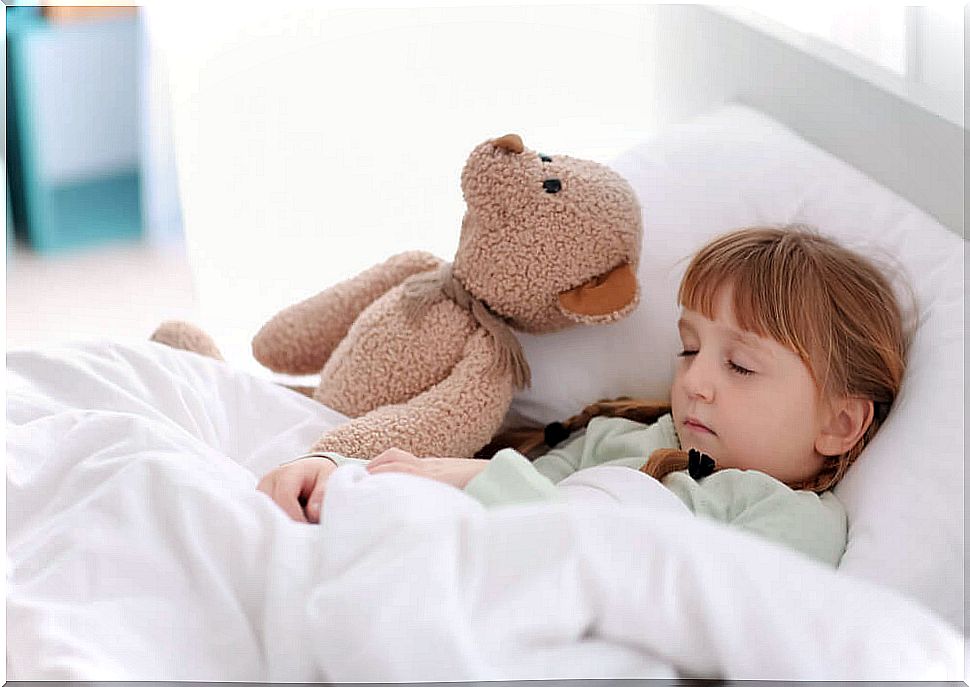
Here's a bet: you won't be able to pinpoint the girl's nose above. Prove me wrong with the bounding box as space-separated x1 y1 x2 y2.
682 354 715 402
686 380 714 403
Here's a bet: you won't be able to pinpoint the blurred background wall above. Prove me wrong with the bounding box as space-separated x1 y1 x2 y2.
5 2 964 378
5 5 195 351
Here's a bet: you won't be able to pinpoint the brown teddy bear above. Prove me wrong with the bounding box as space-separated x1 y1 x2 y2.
151 133 642 459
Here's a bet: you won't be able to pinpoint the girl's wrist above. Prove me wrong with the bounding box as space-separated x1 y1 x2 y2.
280 452 339 467
452 459 489 488
424 457 489 488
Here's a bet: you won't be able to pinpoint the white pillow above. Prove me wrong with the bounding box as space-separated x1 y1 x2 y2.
510 104 965 632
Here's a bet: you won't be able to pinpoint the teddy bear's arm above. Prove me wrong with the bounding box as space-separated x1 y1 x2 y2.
251 251 444 375
307 330 515 459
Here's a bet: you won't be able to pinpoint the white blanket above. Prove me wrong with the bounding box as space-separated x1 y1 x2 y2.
6 341 962 681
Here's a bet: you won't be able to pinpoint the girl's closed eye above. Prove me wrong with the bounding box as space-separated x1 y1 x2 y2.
727 360 754 376
677 349 755 376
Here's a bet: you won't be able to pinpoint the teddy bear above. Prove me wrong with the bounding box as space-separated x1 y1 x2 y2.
151 133 643 459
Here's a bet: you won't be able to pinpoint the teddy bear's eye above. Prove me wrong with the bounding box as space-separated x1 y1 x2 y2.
543 178 562 194
539 154 553 162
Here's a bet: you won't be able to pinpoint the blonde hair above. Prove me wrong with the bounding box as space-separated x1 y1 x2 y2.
479 225 909 494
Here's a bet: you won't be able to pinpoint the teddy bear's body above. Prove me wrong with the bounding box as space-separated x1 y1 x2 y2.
152 133 642 460
313 278 475 417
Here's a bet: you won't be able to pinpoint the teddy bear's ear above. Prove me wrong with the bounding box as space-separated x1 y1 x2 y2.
492 133 524 154
557 262 639 322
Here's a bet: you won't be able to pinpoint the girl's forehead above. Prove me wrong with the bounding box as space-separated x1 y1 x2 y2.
677 307 768 350
681 279 731 314
680 281 769 336
679 286 741 326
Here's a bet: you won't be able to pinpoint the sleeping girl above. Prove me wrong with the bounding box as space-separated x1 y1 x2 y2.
256 225 908 568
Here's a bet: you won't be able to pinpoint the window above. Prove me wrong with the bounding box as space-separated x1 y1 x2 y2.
753 4 908 76
723 3 964 127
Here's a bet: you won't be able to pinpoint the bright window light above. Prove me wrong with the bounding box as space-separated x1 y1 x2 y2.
751 4 908 76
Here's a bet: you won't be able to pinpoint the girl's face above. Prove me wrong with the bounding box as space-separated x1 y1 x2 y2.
670 285 829 485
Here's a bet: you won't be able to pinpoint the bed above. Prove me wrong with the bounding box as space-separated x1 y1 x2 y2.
7 6 965 682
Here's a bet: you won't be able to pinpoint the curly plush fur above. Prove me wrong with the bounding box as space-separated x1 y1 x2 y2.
151 133 643 459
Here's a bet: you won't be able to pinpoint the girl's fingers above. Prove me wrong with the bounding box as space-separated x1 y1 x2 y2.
258 454 437 524
305 465 333 524
273 489 309 523
273 469 310 523
367 462 419 475
256 470 278 496
369 449 398 466
369 447 419 467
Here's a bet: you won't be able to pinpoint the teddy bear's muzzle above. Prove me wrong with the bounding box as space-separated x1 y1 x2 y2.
557 262 639 321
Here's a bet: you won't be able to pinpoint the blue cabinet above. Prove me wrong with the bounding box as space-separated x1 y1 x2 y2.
6 7 143 254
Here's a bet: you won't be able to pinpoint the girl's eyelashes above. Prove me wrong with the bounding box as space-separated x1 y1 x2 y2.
728 361 754 376
677 349 755 376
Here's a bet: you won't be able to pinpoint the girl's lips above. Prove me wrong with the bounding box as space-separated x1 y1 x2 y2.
684 419 716 435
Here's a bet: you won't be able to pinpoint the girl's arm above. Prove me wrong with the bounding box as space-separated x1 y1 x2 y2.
357 416 678 509
260 450 492 524
366 448 491 489
364 447 564 507
438 430 595 508
527 430 590 482
465 415 680 508
462 449 562 506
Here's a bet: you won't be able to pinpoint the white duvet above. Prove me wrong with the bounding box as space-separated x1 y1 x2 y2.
6 341 962 681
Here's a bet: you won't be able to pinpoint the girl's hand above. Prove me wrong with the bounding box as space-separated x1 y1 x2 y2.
367 447 489 489
257 457 337 524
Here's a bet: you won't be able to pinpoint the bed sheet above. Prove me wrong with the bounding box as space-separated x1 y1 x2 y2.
6 341 962 681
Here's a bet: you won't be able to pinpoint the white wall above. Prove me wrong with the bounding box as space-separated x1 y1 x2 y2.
148 4 659 370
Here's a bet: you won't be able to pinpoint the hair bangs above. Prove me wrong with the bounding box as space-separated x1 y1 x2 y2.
678 228 831 390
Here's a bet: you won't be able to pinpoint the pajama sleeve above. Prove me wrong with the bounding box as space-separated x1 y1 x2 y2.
463 448 563 507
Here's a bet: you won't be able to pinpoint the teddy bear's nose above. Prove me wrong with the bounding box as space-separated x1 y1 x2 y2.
492 134 524 154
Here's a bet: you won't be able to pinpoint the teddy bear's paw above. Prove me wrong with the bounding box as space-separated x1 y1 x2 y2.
150 320 225 361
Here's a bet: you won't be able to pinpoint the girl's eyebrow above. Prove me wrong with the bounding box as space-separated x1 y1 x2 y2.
726 327 777 360
726 327 763 348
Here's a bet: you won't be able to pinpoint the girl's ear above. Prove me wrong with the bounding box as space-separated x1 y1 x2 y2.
815 397 874 457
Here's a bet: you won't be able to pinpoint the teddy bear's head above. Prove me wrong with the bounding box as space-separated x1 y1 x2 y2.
452 134 642 334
